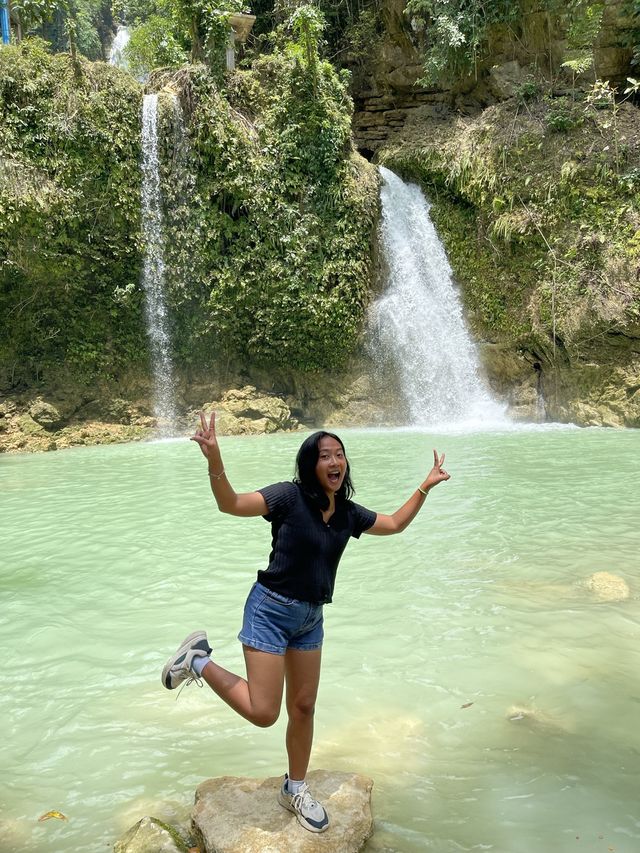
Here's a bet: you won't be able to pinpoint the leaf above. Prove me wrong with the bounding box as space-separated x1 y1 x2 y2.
38 810 68 822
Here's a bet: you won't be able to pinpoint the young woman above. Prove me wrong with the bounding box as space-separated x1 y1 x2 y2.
162 412 450 833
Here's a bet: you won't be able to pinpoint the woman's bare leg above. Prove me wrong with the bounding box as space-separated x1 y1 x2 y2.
284 648 322 780
200 645 285 728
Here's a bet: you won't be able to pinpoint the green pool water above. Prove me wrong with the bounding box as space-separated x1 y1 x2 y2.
1 425 639 852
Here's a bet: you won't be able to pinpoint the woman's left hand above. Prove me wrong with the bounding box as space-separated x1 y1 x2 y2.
423 449 450 491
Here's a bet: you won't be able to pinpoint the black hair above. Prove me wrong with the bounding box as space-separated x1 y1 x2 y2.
293 430 354 510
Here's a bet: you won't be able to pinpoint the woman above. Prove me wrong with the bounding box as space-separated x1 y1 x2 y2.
162 412 450 833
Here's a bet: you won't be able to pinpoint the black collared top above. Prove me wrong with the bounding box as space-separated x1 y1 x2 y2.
256 481 377 604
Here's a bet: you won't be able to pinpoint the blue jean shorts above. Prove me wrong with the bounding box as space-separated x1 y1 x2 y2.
238 582 324 655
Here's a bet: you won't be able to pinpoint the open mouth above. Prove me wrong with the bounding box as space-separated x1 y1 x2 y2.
328 471 341 484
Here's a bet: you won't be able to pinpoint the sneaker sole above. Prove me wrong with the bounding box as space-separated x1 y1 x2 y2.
162 631 208 689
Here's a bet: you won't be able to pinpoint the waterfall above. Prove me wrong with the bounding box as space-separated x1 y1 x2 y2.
109 26 130 68
140 93 177 435
368 167 506 428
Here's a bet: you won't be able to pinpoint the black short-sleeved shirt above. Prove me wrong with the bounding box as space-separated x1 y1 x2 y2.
256 481 377 604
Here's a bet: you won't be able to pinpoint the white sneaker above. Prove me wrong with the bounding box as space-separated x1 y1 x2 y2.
277 775 329 833
161 631 211 690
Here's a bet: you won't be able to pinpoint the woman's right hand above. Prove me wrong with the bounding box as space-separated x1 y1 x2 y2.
190 411 220 462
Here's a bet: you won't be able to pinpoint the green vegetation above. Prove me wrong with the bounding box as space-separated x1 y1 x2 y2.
122 0 248 73
405 0 608 86
628 0 640 71
0 15 379 388
0 39 144 386
158 47 378 372
16 0 114 62
124 15 188 76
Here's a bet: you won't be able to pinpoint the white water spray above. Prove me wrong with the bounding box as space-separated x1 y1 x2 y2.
109 26 130 69
368 167 506 428
141 94 177 434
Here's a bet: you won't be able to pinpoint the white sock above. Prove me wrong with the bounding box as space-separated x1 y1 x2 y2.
191 655 210 677
287 777 305 794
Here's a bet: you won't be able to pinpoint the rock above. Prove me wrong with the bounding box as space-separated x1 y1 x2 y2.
207 386 296 435
593 45 633 79
107 398 134 424
506 704 575 734
192 771 373 853
29 399 63 429
114 816 191 853
115 797 193 841
18 413 45 436
585 571 630 601
487 61 525 100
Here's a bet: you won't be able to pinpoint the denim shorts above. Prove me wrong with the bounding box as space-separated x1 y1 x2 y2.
238 582 324 655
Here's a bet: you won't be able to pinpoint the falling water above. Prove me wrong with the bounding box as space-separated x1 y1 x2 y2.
140 93 177 434
109 25 130 68
368 167 506 427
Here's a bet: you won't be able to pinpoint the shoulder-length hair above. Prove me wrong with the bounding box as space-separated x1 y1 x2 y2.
293 431 354 510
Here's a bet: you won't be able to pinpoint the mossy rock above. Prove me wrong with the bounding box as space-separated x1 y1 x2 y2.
113 816 190 853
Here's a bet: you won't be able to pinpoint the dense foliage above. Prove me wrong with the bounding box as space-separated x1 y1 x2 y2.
158 48 379 371
0 23 379 387
123 0 248 73
0 39 144 385
19 0 114 61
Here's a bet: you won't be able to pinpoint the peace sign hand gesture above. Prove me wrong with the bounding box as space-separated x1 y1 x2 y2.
423 449 450 491
190 411 220 462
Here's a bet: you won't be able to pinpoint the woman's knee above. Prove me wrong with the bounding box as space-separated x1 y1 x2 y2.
288 696 316 721
252 708 280 728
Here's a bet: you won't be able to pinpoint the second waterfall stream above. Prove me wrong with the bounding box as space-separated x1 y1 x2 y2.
369 167 506 428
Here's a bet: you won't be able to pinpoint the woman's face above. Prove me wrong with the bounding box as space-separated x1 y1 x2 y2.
315 436 347 497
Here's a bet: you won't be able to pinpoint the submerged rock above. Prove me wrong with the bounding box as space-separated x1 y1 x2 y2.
114 816 191 853
192 770 373 853
585 571 630 601
506 704 575 734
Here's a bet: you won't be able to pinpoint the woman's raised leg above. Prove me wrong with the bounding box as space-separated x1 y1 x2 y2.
199 645 286 727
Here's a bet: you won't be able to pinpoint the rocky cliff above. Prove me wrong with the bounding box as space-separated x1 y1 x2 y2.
350 0 640 427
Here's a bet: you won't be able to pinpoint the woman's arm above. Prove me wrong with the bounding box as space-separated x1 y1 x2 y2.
366 449 450 536
191 411 268 517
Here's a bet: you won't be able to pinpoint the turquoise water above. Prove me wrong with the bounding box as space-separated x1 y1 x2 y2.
1 427 639 852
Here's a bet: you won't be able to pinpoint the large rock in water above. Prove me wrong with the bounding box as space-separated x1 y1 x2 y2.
192 771 373 853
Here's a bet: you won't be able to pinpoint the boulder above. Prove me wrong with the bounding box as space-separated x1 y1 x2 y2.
192 770 373 853
29 400 64 429
585 571 630 601
205 386 297 435
487 61 526 100
18 413 45 436
114 816 191 853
